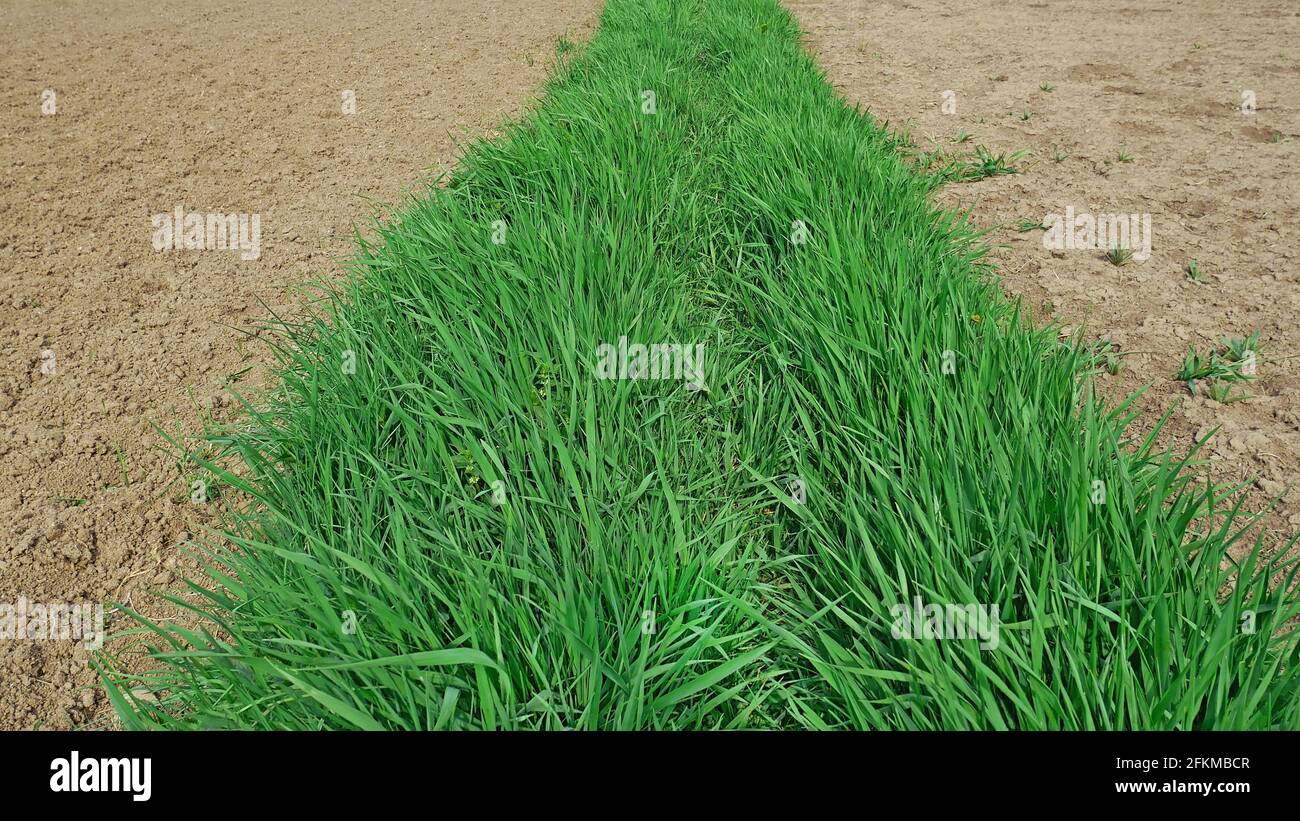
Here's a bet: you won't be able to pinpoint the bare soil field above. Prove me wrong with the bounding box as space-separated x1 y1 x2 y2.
787 0 1300 553
0 0 601 729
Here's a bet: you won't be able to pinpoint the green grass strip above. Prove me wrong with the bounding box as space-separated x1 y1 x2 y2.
99 0 1300 729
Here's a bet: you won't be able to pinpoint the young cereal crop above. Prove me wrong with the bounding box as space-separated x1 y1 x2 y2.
100 0 1300 730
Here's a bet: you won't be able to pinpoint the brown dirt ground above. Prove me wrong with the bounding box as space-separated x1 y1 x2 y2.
0 0 602 729
787 0 1300 551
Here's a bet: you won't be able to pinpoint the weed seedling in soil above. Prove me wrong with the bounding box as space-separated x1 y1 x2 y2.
1177 332 1260 397
1222 331 1262 365
952 146 1026 181
1207 381 1249 403
1085 338 1125 375
1105 245 1134 266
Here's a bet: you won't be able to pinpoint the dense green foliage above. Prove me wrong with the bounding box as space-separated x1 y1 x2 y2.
101 0 1300 729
